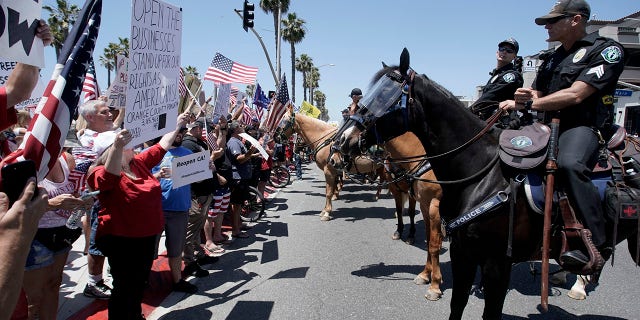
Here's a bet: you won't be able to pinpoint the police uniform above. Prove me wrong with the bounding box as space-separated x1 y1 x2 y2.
475 63 524 120
534 32 625 248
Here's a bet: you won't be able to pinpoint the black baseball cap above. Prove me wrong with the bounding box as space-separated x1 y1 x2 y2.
535 0 590 25
499 38 519 54
349 88 363 98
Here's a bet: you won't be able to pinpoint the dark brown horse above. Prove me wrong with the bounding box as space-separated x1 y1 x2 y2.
338 48 639 320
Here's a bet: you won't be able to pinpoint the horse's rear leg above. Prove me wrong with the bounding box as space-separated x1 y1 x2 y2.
448 239 477 320
406 197 417 245
391 187 406 240
479 258 513 320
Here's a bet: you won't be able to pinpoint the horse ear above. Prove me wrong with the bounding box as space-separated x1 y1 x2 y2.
399 48 410 75
381 61 388 68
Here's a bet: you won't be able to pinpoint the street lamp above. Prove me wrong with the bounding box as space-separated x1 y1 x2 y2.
318 63 336 68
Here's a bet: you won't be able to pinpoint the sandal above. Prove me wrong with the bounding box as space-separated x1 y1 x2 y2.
203 244 225 255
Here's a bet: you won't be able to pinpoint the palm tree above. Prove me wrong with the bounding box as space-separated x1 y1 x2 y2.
259 0 290 78
42 0 80 58
185 65 199 78
307 67 320 105
281 13 305 103
99 38 129 87
295 54 313 101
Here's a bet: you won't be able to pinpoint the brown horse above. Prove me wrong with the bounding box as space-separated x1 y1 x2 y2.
381 132 445 300
279 108 383 221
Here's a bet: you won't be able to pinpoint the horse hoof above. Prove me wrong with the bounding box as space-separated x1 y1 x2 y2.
424 289 443 301
414 275 429 285
567 289 586 300
405 237 415 245
392 231 401 240
320 214 332 221
332 195 338 201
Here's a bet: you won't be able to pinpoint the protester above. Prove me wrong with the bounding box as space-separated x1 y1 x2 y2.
348 88 363 115
87 112 189 319
76 99 116 299
257 134 275 199
21 151 92 320
151 127 198 294
181 117 219 278
499 0 626 267
203 116 231 250
226 121 260 239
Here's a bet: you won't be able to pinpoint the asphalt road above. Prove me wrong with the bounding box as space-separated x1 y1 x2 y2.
152 164 640 320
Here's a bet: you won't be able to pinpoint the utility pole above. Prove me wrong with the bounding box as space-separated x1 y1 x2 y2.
276 4 282 84
234 9 278 86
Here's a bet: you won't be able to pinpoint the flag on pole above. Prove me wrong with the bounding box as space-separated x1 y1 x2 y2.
264 74 291 132
178 67 187 97
82 58 100 103
230 86 239 107
300 100 321 118
252 83 270 110
204 52 258 85
0 0 102 181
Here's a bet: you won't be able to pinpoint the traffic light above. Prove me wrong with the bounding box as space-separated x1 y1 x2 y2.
242 0 254 32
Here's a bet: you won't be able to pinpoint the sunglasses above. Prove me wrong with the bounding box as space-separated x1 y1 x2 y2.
545 15 570 24
498 47 515 54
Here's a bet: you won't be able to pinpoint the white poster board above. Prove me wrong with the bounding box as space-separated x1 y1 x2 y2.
171 150 213 189
0 59 46 109
0 1 45 68
239 132 268 160
126 0 182 147
106 54 128 109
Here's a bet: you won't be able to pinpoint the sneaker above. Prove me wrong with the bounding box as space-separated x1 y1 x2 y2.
183 262 209 278
173 279 197 294
83 280 112 299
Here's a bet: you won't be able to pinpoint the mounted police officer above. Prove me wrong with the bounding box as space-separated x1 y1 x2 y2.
471 38 524 121
500 0 626 268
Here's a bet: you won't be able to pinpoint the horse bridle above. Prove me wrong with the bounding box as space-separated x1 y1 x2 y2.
354 68 503 185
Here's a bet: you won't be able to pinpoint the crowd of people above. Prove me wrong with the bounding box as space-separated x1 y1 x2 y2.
0 0 629 318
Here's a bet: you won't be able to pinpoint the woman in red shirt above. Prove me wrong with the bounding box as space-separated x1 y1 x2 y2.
87 112 188 320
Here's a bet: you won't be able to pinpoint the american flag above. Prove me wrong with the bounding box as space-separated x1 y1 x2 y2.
201 120 219 151
0 0 102 181
241 103 253 125
178 67 187 97
68 146 95 193
82 58 99 103
264 74 291 132
204 53 258 85
230 86 239 106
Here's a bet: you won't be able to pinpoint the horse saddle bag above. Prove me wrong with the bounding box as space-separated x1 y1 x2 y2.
499 122 551 170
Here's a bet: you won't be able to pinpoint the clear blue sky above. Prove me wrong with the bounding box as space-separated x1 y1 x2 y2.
40 0 638 122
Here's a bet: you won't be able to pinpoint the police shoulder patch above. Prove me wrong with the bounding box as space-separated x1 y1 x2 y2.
601 46 622 64
502 73 516 83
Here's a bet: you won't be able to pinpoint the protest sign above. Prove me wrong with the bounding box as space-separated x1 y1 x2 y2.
0 59 45 109
0 1 45 67
239 132 268 160
126 0 182 147
106 54 128 109
171 150 212 189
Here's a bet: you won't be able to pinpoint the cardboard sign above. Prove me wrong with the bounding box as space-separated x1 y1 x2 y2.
0 58 45 109
239 132 268 160
0 1 45 67
171 150 213 189
125 0 182 147
106 54 128 109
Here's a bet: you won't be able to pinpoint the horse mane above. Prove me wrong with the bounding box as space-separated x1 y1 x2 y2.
294 111 335 131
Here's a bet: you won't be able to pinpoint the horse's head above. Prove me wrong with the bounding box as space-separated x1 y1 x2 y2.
339 48 414 156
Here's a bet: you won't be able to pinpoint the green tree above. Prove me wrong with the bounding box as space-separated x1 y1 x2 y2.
185 65 199 78
281 13 305 103
42 0 80 58
307 67 320 105
99 38 129 87
295 54 313 101
259 0 290 78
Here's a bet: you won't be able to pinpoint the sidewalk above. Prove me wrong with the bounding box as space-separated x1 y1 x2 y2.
10 185 281 320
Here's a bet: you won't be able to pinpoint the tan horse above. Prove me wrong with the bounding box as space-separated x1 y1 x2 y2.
280 109 383 221
380 131 444 301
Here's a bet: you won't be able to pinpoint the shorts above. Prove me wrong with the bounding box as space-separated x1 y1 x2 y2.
155 210 189 258
230 180 251 205
258 169 271 182
209 188 231 217
88 201 105 256
25 235 72 271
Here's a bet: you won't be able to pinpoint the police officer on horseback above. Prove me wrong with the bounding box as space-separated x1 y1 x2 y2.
500 0 626 268
471 38 524 121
